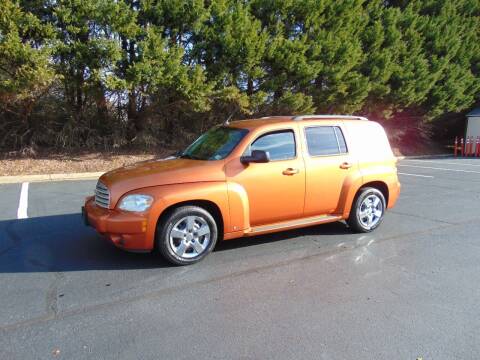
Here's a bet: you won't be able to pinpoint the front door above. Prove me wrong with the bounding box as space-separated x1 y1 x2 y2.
226 129 305 227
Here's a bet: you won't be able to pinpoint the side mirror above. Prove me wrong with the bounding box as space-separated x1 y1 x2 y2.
240 150 270 164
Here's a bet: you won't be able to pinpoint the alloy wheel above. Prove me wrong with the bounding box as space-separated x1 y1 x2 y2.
168 215 211 259
357 194 384 230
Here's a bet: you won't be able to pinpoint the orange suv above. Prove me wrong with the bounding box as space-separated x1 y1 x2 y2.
83 115 400 265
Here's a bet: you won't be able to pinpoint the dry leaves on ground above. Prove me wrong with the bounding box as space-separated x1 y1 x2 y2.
0 150 174 176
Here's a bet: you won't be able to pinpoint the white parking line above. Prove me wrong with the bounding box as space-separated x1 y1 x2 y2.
398 164 480 174
17 182 29 219
398 172 434 178
403 159 480 167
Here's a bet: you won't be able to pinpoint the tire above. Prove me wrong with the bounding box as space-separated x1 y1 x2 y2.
156 206 218 265
347 187 386 233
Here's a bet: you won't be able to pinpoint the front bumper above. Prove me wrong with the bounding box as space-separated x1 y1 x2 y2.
83 197 152 252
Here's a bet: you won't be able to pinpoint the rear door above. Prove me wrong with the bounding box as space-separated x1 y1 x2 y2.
302 124 356 216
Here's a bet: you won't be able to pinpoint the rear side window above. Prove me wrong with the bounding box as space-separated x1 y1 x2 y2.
305 126 348 156
247 130 296 161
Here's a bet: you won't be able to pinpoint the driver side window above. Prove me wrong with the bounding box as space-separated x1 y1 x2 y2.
245 130 296 161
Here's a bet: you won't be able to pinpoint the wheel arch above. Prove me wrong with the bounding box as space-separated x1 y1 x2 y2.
155 200 224 242
359 181 389 206
341 180 390 218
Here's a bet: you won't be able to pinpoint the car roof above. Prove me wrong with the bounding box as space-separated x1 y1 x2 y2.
229 115 369 129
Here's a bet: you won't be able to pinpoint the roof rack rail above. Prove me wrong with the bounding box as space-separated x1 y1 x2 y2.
259 116 289 119
292 114 369 121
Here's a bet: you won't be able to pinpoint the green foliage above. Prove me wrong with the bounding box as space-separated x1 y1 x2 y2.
52 0 137 110
0 0 479 150
0 0 56 149
0 1 55 101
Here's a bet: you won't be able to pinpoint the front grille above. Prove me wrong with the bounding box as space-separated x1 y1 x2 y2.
95 181 110 208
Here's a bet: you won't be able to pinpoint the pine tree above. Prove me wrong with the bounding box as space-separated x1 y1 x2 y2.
0 0 55 148
192 0 269 116
52 0 136 117
1 0 479 150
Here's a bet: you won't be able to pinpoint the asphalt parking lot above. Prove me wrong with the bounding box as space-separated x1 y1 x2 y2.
1 157 480 359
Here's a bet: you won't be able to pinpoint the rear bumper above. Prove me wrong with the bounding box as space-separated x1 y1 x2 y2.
83 197 153 252
387 180 401 209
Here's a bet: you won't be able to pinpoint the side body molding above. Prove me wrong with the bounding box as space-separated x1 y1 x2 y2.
336 171 364 219
225 182 250 235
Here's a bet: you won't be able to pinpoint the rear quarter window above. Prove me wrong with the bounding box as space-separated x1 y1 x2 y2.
345 121 393 159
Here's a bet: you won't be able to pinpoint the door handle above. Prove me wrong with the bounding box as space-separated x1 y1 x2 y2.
282 168 300 175
339 162 352 169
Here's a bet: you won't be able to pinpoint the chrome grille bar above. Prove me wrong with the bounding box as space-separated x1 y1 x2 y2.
95 181 110 208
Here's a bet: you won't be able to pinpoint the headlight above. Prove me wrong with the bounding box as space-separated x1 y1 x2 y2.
118 194 153 212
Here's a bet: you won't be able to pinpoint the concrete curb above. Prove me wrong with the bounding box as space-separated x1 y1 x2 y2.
398 154 453 160
0 171 104 184
394 155 453 161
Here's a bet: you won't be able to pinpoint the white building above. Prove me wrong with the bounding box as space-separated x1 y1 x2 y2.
466 107 480 139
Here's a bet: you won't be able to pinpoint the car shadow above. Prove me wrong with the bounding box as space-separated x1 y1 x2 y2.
0 213 352 273
0 214 169 273
215 221 351 252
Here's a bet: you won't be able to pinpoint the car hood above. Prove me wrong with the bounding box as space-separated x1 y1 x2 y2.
99 157 226 207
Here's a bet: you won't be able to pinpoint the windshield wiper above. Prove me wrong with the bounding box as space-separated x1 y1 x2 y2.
179 153 202 160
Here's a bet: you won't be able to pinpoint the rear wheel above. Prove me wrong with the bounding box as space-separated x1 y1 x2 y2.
347 187 386 233
156 206 218 265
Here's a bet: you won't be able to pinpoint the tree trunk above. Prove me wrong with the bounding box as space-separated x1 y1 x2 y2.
76 66 84 113
95 83 108 126
127 40 144 133
247 78 254 96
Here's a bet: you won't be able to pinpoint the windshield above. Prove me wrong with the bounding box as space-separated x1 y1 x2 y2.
181 126 248 160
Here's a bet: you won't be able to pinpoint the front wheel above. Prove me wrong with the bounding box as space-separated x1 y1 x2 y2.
347 187 386 233
156 206 218 265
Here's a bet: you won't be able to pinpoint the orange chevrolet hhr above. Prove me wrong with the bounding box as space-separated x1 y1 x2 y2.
83 115 400 265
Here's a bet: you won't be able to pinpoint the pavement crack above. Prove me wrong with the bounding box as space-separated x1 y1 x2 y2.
45 272 64 319
389 210 454 225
